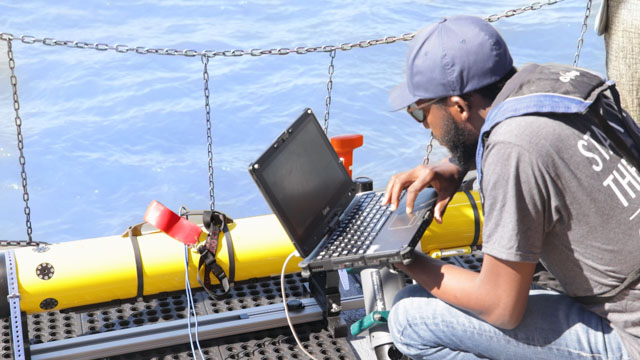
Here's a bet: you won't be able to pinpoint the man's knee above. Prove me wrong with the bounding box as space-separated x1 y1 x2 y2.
389 285 482 357
389 284 432 337
388 285 442 354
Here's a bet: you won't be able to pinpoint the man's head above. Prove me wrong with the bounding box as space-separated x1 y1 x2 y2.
390 15 514 169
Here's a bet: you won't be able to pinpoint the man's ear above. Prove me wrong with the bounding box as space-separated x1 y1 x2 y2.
446 96 470 122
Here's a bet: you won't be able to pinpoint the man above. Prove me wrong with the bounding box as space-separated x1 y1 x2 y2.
382 15 639 359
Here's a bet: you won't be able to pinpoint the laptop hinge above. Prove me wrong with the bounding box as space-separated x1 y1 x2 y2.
327 210 342 231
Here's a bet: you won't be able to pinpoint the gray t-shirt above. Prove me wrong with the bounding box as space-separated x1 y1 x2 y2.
481 113 640 358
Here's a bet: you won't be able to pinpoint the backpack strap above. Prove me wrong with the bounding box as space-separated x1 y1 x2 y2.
590 94 640 172
476 64 614 191
574 91 640 304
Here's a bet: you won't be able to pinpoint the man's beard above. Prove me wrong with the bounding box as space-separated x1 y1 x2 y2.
434 110 477 169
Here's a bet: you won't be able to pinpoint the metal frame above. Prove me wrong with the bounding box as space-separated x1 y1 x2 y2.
30 295 364 360
309 270 349 337
5 251 27 360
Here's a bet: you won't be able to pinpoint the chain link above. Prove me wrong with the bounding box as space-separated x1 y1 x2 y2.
0 32 414 58
0 239 50 248
573 0 592 67
323 50 336 135
202 55 215 211
5 39 42 247
0 0 564 61
484 0 564 22
423 134 434 166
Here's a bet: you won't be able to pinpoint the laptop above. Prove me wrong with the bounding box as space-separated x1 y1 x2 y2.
248 108 437 272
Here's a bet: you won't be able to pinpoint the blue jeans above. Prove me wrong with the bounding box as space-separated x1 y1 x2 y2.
388 285 630 359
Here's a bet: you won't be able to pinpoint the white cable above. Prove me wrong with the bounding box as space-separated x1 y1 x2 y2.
184 245 206 360
281 251 318 360
178 206 205 359
186 277 206 358
184 246 197 358
187 266 206 358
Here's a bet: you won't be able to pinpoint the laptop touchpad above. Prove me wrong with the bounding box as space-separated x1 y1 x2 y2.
387 191 434 229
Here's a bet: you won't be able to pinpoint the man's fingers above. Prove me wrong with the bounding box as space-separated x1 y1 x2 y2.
382 182 391 205
388 180 404 211
405 170 432 214
433 196 452 224
405 183 424 214
434 202 444 224
383 172 410 211
383 165 434 213
405 188 418 214
382 175 397 205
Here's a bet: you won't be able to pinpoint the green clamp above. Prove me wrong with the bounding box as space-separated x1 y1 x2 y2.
350 310 390 336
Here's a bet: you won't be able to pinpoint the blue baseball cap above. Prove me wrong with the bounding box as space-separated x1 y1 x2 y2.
390 15 513 110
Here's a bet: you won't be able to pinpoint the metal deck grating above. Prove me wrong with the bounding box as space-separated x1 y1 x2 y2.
1 318 11 358
452 252 484 271
2 272 315 359
0 254 486 359
108 322 354 360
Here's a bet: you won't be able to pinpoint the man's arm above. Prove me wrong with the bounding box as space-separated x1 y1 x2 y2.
394 252 536 329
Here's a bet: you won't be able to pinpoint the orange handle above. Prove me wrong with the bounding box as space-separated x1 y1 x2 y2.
331 134 363 178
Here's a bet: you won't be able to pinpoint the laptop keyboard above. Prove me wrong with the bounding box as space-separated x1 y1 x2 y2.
317 192 392 260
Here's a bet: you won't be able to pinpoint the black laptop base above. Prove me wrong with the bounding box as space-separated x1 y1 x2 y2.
301 207 434 274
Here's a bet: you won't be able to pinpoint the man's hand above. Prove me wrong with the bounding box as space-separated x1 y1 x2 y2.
382 158 466 223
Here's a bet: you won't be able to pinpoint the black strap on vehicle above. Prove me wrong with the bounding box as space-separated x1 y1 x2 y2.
124 222 146 300
197 210 235 300
460 177 481 249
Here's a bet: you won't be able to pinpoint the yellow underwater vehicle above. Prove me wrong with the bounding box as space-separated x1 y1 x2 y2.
5 188 481 315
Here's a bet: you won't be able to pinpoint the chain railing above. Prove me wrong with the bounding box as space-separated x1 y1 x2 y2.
5 38 44 248
423 134 434 166
0 239 50 248
0 0 567 244
0 0 564 60
573 0 592 67
0 32 416 59
323 50 337 135
485 0 564 22
202 55 215 211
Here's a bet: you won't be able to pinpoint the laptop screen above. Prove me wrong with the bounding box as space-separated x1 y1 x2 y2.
250 109 354 257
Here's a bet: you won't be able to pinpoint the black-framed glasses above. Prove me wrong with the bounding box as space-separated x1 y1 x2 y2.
407 98 441 123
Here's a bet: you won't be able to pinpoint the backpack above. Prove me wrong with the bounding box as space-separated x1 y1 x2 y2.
477 63 640 304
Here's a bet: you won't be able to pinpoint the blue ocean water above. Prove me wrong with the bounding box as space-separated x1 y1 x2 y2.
0 0 604 243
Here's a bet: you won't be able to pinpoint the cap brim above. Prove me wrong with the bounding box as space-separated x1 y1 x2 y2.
389 81 418 111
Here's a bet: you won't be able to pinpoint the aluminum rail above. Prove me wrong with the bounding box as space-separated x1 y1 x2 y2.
31 295 364 360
